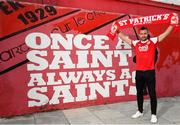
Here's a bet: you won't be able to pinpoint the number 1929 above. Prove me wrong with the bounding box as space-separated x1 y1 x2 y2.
17 6 57 25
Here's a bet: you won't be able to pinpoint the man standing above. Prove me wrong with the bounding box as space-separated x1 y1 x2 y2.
117 13 178 123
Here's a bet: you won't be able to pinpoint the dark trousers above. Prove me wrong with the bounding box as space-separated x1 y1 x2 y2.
135 70 157 115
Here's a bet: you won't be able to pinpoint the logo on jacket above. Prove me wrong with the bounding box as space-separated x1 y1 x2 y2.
138 45 148 52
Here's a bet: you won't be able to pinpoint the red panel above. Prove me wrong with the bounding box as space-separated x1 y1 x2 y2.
15 0 57 5
57 0 180 16
0 0 78 40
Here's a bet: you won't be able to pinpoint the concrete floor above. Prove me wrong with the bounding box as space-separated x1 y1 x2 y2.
0 96 180 124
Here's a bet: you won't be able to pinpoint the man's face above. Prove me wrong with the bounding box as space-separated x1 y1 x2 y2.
139 29 149 41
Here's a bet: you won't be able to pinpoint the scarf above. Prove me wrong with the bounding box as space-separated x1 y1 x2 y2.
107 13 179 40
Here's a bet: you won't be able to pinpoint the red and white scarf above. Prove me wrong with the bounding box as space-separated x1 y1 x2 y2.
107 13 179 40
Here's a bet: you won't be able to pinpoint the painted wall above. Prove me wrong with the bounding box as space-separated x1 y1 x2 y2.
0 0 180 117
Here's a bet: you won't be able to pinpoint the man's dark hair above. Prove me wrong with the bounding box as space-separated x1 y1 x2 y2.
140 26 149 31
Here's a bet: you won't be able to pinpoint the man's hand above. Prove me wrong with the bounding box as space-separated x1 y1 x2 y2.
158 13 178 42
106 21 119 40
170 13 179 25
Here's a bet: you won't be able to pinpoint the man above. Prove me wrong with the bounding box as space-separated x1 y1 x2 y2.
117 13 178 123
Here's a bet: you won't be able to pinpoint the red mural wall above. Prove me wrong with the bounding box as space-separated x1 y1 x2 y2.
0 0 180 117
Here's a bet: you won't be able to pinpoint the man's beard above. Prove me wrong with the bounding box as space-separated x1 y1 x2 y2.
141 37 148 41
